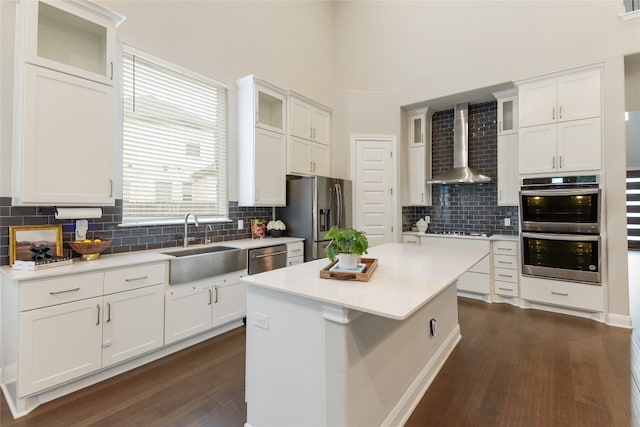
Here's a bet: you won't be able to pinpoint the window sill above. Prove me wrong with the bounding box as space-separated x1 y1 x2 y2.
119 217 232 228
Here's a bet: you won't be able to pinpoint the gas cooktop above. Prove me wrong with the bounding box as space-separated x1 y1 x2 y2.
428 231 493 237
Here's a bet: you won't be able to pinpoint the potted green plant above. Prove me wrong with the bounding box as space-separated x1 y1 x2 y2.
324 226 369 269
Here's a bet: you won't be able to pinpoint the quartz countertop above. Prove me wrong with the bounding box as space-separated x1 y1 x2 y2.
241 242 488 320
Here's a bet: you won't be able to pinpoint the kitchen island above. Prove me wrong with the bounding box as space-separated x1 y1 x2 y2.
242 242 488 427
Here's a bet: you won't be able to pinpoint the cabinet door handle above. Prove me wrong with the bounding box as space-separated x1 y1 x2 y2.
96 304 101 325
421 192 424 203
421 133 424 143
551 291 569 296
499 189 503 202
125 275 148 282
255 187 259 202
110 61 114 80
559 156 563 169
214 286 219 303
552 107 555 120
313 162 316 172
559 105 563 119
255 111 259 124
208 288 213 305
109 179 113 198
499 121 502 132
552 156 556 169
106 302 111 322
49 287 80 295
310 161 313 172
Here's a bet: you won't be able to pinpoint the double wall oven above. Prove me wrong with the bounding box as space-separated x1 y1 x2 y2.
519 175 601 284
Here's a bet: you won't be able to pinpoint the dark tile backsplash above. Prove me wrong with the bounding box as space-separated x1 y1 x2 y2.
0 198 272 266
403 101 519 235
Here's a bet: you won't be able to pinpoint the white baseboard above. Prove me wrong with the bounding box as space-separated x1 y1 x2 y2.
457 291 491 303
606 313 633 328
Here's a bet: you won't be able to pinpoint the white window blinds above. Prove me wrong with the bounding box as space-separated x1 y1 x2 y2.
122 48 228 225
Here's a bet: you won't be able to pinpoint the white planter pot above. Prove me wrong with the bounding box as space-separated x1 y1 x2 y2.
338 253 359 269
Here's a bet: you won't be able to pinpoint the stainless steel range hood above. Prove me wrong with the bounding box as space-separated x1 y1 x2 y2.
427 103 491 185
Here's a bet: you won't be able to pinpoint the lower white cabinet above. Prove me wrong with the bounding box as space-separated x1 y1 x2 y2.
287 241 304 266
492 240 519 298
402 234 421 245
18 296 104 396
520 275 604 312
13 263 167 397
165 271 246 345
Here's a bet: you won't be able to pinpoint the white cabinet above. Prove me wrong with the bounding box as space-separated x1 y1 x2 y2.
101 284 164 367
520 275 603 312
11 0 122 206
497 133 519 205
517 66 602 175
18 296 103 396
492 240 519 298
407 107 432 206
287 241 304 266
10 262 167 397
287 92 331 176
402 234 421 245
23 0 121 85
237 76 287 206
493 89 519 206
519 118 601 174
496 92 518 135
165 271 247 345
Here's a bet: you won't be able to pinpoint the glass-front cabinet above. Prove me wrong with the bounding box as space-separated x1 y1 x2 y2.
23 0 124 85
256 86 286 134
495 89 518 135
408 110 427 147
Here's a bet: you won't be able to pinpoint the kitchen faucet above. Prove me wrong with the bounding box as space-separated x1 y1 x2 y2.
184 212 200 248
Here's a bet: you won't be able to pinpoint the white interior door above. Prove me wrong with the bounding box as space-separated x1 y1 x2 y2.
351 135 397 247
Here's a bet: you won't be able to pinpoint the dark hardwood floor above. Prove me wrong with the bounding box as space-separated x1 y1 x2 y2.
3 256 638 426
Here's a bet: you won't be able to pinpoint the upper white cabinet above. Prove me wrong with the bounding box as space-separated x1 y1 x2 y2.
12 0 123 206
237 76 287 206
493 89 519 206
516 65 602 175
519 68 601 128
287 91 331 177
23 0 122 86
407 107 432 206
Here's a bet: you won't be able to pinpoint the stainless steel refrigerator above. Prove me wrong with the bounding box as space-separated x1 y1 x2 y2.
276 176 352 262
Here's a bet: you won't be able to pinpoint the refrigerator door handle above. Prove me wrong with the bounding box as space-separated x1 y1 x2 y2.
335 183 342 229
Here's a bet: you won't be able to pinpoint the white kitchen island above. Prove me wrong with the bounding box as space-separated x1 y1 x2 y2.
242 242 488 427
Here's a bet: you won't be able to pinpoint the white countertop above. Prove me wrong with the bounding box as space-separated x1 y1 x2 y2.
241 242 488 320
1 237 306 281
404 231 519 241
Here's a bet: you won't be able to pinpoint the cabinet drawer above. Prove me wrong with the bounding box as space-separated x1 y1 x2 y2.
492 240 517 255
104 262 167 294
493 254 518 270
457 271 490 295
402 235 421 245
20 272 104 311
494 267 518 283
494 281 519 297
520 276 604 312
288 255 304 266
287 241 304 256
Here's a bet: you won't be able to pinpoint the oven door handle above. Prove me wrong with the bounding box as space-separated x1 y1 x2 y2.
522 232 600 242
520 189 600 197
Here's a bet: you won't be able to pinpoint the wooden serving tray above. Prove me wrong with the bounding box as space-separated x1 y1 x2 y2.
319 257 378 282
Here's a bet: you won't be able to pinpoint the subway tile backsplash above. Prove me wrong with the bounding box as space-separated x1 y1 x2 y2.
403 101 519 235
0 199 272 266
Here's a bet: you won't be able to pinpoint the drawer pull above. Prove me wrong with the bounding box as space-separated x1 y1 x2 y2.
125 275 148 282
498 287 513 291
497 247 512 251
498 274 513 278
551 291 569 296
49 287 80 295
497 261 512 265
406 241 418 244
290 249 302 253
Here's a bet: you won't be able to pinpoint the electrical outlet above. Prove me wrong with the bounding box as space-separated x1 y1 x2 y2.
238 219 244 230
254 313 269 330
504 217 511 227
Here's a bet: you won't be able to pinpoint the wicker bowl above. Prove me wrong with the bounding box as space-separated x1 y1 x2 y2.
69 239 112 261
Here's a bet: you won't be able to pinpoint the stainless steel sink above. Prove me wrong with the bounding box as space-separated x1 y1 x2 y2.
164 246 247 285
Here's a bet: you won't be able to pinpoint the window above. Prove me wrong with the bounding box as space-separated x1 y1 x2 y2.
122 47 228 225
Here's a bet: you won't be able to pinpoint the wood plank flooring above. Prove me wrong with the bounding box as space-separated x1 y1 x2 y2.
2 258 638 426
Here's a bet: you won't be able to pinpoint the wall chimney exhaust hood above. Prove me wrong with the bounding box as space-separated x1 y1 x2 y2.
427 103 491 185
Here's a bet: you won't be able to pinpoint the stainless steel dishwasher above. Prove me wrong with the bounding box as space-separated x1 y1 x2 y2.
248 244 288 275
